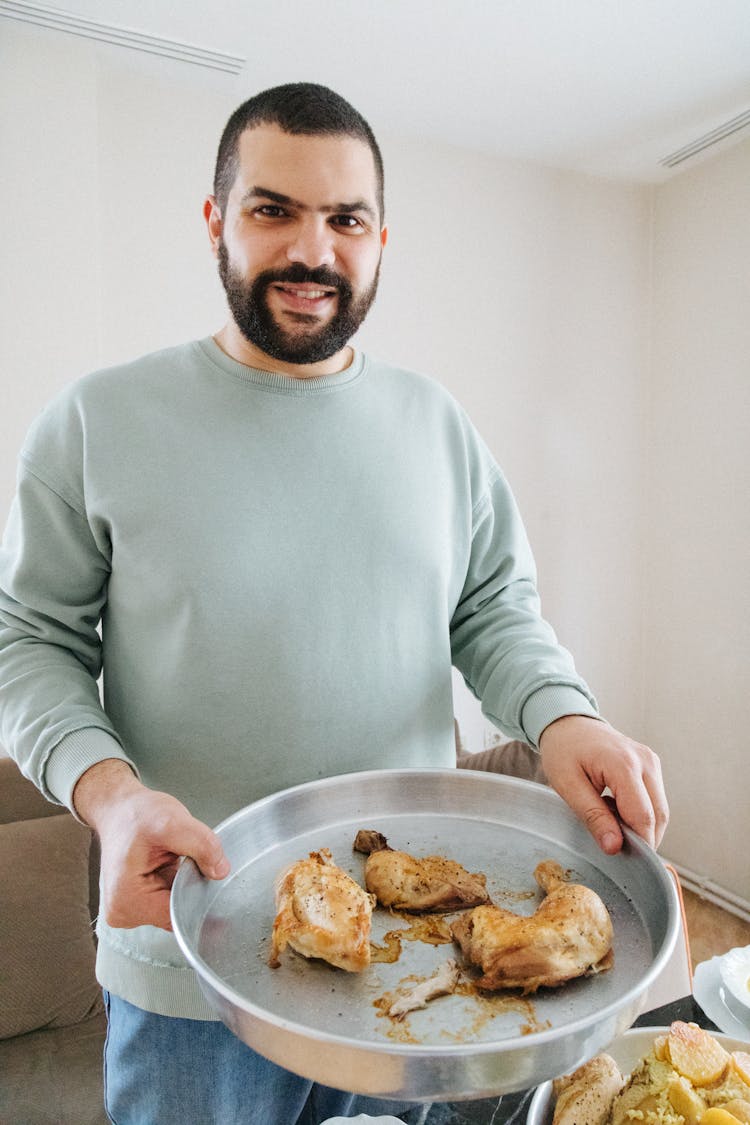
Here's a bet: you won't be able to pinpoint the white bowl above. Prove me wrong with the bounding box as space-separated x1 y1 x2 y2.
321 1117 406 1124
720 946 750 1024
526 1025 750 1125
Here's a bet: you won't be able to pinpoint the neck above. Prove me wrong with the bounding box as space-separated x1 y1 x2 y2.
213 322 353 379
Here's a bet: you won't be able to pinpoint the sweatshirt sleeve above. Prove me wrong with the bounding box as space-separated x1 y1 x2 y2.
0 457 133 808
450 461 599 748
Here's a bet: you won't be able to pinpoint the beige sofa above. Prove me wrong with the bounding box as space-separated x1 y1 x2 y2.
0 754 108 1125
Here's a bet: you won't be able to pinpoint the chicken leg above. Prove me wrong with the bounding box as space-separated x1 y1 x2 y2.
450 859 613 992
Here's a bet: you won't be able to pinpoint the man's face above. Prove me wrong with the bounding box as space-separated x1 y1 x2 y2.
208 124 387 371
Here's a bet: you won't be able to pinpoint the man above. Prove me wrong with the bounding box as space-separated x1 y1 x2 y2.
0 83 667 1124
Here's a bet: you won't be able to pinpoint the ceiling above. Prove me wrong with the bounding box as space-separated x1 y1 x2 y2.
4 0 750 181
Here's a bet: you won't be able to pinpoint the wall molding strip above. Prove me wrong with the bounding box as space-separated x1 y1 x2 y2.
660 108 750 168
669 859 750 924
0 0 245 74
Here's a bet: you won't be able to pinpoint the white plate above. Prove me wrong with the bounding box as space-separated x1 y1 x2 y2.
526 1025 750 1125
720 946 750 1023
694 953 750 1038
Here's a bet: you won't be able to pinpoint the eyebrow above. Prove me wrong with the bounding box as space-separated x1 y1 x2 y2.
241 185 378 223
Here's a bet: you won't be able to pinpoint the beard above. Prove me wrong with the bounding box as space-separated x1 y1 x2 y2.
217 242 380 366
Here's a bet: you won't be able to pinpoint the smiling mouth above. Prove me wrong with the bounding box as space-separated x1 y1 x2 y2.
274 284 336 300
270 284 338 319
279 287 333 299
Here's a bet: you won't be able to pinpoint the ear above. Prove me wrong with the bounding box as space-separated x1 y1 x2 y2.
204 195 223 258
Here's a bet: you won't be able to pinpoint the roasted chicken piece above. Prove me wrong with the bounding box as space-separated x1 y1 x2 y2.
450 859 613 992
552 1054 625 1125
353 829 490 913
269 848 374 972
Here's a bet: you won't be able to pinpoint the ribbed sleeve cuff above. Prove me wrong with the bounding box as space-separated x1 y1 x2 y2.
521 685 601 748
95 937 220 1021
44 727 139 813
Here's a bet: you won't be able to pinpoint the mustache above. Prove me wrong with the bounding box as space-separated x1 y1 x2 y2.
255 264 352 294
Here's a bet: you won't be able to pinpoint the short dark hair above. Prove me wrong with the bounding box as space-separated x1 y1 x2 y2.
213 82 385 221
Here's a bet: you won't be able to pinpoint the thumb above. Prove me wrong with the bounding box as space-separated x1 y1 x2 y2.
172 817 230 880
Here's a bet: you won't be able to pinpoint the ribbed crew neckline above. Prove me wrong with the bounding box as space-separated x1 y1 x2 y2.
196 336 367 396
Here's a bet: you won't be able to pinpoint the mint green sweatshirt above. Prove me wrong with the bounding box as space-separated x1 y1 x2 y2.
0 338 598 1018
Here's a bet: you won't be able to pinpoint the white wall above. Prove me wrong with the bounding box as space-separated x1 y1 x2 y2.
644 139 750 900
0 20 235 473
2 22 747 900
369 139 650 740
1 29 100 462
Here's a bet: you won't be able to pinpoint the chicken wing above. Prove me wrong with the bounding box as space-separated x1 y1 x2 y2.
269 848 374 972
353 829 490 913
450 859 613 992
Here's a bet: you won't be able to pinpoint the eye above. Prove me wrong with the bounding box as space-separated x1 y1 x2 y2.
254 204 287 219
331 214 365 231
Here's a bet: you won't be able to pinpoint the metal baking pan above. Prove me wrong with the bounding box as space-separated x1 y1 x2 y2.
171 769 679 1101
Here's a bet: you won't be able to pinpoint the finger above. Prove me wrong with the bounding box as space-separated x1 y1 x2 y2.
551 774 625 854
103 881 173 930
642 759 670 847
579 797 624 855
148 812 230 881
612 766 669 850
610 776 657 849
187 824 231 880
134 887 174 931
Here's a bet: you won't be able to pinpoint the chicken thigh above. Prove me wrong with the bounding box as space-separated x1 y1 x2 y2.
269 848 374 972
353 829 490 913
450 859 613 992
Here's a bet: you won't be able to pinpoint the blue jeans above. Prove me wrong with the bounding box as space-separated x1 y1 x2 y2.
103 992 429 1125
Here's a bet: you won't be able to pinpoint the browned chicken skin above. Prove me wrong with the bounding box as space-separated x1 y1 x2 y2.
353 829 490 913
450 859 614 992
269 848 374 972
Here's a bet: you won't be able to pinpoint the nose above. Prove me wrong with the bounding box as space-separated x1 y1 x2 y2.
285 216 336 269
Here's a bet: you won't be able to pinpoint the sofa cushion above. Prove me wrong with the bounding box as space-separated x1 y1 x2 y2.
456 738 548 784
0 812 103 1038
0 754 66 824
0 1011 108 1125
